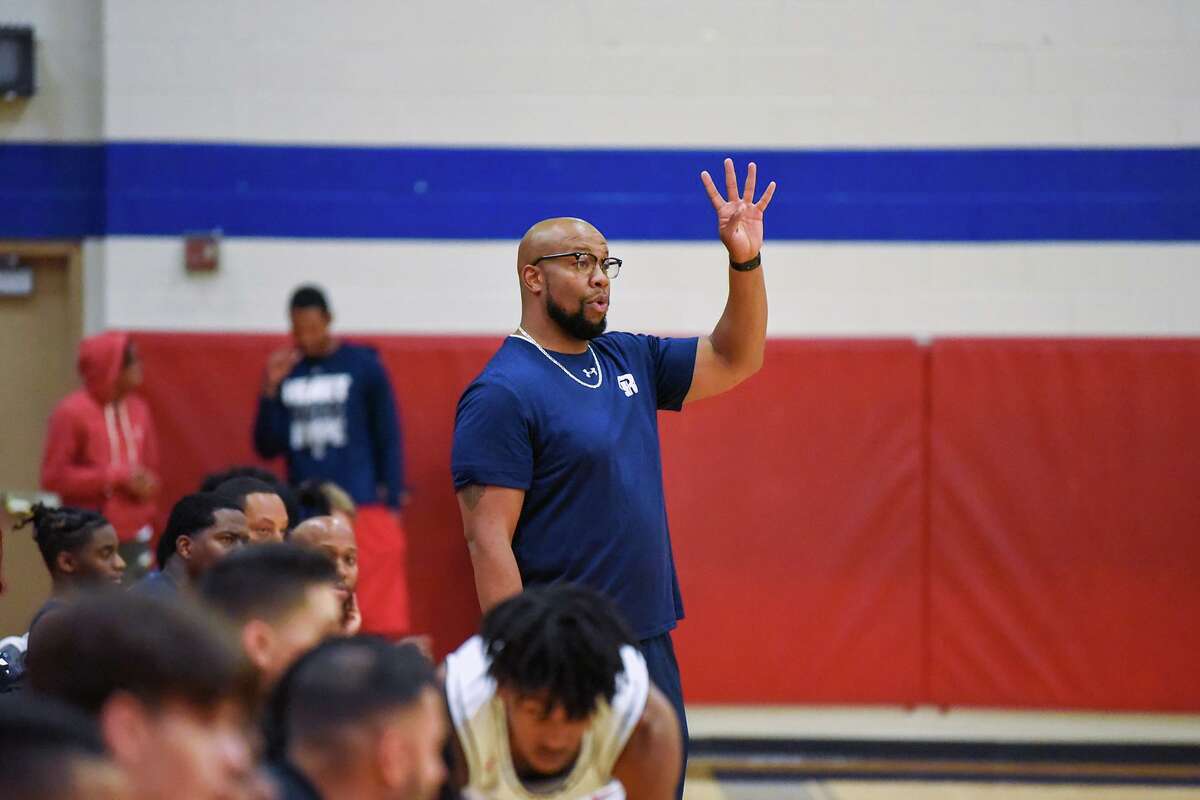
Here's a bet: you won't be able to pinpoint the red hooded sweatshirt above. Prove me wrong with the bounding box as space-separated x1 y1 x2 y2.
40 332 160 542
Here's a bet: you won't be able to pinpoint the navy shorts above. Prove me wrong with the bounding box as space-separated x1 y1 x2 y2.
639 631 688 799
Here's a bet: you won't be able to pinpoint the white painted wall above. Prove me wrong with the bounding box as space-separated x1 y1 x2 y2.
0 0 103 142
100 0 1200 148
4 0 1199 336
104 237 1200 336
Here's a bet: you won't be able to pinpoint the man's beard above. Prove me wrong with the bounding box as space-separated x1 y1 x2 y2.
547 292 607 341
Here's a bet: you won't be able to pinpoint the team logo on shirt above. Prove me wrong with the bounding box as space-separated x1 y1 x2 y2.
617 373 638 397
582 367 599 379
281 373 353 459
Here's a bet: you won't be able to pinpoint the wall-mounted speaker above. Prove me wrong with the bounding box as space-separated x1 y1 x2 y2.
0 25 35 100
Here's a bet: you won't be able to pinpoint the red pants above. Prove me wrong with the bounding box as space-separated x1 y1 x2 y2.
354 505 411 638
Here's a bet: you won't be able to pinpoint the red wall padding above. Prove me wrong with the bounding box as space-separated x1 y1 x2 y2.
929 339 1200 711
134 333 926 705
662 340 926 704
132 332 1200 710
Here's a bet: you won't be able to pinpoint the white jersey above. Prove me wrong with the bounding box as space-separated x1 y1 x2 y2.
445 635 649 800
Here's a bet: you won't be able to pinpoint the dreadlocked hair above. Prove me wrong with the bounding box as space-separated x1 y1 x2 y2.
16 503 110 572
481 584 636 720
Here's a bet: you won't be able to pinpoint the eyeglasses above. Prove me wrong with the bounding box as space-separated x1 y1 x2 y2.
533 251 622 279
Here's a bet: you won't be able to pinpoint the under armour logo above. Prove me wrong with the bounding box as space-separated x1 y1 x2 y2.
582 367 599 379
617 373 638 397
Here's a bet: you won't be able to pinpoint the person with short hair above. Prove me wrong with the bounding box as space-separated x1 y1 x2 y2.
268 637 447 800
199 543 344 692
254 285 411 638
290 514 360 634
40 333 161 581
132 492 248 597
25 590 258 800
451 161 776 794
444 584 682 799
0 692 128 800
17 503 125 643
201 465 302 527
216 476 290 542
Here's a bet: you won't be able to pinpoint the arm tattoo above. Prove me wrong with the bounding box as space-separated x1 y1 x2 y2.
461 484 487 512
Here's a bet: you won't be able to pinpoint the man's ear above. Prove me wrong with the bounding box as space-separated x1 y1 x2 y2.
240 619 276 675
521 264 544 295
99 691 153 769
176 535 193 561
55 550 78 575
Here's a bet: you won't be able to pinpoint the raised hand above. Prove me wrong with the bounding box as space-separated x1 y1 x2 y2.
263 348 301 397
700 158 777 264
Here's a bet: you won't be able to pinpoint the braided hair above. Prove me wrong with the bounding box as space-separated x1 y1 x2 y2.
17 503 110 573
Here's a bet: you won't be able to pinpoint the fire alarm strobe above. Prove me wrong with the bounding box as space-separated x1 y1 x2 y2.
184 231 221 273
0 26 35 100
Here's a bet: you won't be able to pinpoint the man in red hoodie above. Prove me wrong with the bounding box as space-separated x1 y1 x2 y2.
41 332 160 580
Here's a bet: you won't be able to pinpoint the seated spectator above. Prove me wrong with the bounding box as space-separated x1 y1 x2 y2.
201 465 301 533
199 544 344 694
268 637 446 800
132 492 248 597
217 477 290 543
290 514 360 634
17 503 125 644
25 591 257 800
443 584 682 798
0 692 128 799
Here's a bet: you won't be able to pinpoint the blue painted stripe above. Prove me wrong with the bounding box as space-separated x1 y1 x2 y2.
0 144 106 237
3 142 1199 241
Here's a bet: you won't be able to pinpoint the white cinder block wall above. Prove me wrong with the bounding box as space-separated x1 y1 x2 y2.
4 0 1199 336
0 0 103 142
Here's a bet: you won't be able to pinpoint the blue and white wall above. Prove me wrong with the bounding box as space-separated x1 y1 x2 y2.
3 0 1199 336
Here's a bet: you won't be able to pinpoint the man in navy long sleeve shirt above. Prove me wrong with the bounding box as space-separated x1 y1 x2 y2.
254 285 411 637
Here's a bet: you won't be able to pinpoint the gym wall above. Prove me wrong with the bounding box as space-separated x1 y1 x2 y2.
5 0 1199 336
3 0 1199 709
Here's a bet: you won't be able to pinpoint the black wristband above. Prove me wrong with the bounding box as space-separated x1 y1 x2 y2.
729 253 761 272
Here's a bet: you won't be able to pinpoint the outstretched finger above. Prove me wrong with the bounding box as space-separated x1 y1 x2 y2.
755 180 778 212
699 170 724 211
743 161 757 203
724 158 738 202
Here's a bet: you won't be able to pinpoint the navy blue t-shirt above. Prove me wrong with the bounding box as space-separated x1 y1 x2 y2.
254 343 405 508
451 331 698 639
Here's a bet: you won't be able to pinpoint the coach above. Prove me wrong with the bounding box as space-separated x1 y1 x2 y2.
451 159 775 788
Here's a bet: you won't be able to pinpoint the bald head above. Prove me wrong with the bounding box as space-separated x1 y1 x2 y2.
517 218 604 271
291 516 346 544
290 515 358 595
514 216 612 348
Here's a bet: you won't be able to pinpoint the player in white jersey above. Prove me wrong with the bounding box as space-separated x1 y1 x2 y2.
444 585 682 799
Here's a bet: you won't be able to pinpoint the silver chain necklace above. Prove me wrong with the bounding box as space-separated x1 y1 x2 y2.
511 326 603 389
